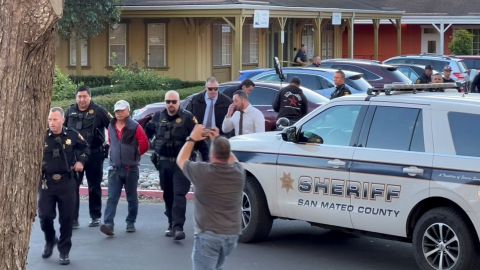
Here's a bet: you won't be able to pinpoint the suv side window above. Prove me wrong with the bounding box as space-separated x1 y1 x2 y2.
248 87 277 106
256 74 281 82
448 112 480 157
299 105 363 146
365 106 424 152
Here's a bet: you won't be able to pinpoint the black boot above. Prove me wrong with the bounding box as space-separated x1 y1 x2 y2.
41 237 58 259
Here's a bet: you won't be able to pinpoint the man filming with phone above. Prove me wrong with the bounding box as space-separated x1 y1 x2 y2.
222 90 265 136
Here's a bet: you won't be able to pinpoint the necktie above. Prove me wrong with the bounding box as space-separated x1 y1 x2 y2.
238 111 244 135
205 98 214 129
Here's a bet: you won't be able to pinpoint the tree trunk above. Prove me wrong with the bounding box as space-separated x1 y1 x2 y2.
0 1 62 269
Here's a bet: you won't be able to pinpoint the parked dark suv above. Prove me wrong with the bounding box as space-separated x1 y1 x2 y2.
384 54 469 82
319 59 412 88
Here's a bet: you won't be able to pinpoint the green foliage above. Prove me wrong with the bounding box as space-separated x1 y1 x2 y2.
449 30 474 55
111 66 184 91
53 67 77 101
70 76 112 88
58 0 121 40
52 86 203 113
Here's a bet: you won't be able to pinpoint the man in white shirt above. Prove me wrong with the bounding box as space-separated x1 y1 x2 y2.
222 90 265 136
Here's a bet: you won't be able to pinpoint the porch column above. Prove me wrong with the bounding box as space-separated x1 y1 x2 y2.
346 17 355 58
432 22 452 55
373 19 380 60
395 19 402 56
277 17 287 66
231 15 244 80
314 18 323 57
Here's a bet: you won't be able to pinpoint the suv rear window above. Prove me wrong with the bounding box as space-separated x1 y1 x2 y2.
346 76 371 92
448 112 480 157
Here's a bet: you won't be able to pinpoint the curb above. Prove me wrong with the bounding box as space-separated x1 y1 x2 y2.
79 187 195 201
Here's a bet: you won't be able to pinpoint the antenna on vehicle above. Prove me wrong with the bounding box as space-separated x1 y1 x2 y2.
274 56 285 87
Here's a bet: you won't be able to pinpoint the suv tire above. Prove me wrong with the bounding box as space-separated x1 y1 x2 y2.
239 176 273 243
412 207 480 270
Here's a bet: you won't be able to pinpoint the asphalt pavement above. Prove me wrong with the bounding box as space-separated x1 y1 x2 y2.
27 201 419 270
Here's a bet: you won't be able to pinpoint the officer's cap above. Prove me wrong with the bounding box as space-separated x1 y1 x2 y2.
425 65 433 70
444 65 452 71
114 100 130 112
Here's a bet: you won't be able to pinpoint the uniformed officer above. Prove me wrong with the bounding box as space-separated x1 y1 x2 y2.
40 107 89 265
330 70 352 99
145 90 209 241
65 86 112 228
415 65 433 84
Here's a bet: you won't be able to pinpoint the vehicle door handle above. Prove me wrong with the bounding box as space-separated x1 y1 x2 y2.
403 166 424 177
327 159 346 168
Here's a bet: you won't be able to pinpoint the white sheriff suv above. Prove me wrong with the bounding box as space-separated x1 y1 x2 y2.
231 84 480 270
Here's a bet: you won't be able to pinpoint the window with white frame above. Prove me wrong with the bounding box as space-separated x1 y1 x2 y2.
109 23 127 66
69 33 88 66
302 25 315 61
242 24 259 64
469 29 480 55
147 23 166 67
213 24 232 66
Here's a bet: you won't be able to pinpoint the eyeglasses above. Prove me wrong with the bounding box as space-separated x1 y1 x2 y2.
165 100 178 104
207 87 218 91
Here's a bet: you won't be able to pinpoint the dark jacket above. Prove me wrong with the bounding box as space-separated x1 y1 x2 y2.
471 73 480 93
416 73 431 84
65 102 112 149
42 127 89 175
186 91 232 133
145 108 209 161
273 84 308 123
330 84 352 99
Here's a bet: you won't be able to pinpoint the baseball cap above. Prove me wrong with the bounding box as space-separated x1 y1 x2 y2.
114 100 130 111
241 79 255 88
425 65 433 70
444 65 452 71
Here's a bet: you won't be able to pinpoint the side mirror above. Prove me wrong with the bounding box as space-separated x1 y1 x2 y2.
276 117 290 130
281 126 298 142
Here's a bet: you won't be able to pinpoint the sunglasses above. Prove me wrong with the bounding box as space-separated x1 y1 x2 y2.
207 87 219 91
165 100 178 104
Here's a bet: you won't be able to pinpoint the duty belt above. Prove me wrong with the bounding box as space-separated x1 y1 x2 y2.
45 173 71 182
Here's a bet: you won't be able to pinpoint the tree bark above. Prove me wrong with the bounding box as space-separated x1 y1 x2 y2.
0 1 62 269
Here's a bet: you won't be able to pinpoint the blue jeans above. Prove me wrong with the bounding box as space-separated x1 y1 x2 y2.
192 231 239 270
103 166 139 227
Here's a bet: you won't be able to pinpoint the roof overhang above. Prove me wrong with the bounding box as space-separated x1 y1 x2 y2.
356 15 480 25
119 4 404 20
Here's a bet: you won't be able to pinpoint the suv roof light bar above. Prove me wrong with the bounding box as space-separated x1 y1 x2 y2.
367 82 461 96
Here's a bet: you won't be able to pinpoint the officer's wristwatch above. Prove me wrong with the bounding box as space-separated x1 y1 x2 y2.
186 136 197 142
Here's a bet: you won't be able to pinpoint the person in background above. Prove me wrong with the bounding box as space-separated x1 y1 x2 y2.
308 56 321 67
222 90 265 136
416 65 433 84
442 66 455 83
293 44 307 66
223 79 256 99
330 70 352 99
273 77 308 124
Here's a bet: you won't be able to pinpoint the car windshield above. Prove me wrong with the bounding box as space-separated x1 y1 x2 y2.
346 76 371 91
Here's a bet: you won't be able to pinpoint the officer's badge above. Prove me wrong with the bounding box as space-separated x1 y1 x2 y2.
176 118 182 124
65 139 72 145
193 116 198 124
89 109 95 114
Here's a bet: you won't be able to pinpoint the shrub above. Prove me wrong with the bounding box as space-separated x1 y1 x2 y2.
70 76 112 88
111 66 183 91
449 30 474 55
52 67 77 101
52 86 203 113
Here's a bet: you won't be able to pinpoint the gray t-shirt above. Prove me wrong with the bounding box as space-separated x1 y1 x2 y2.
183 160 245 235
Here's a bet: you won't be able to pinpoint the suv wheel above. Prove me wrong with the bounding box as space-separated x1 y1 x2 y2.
412 207 480 270
239 176 273 243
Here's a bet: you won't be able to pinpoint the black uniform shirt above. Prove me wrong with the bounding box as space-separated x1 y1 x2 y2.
65 102 112 149
42 128 89 175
